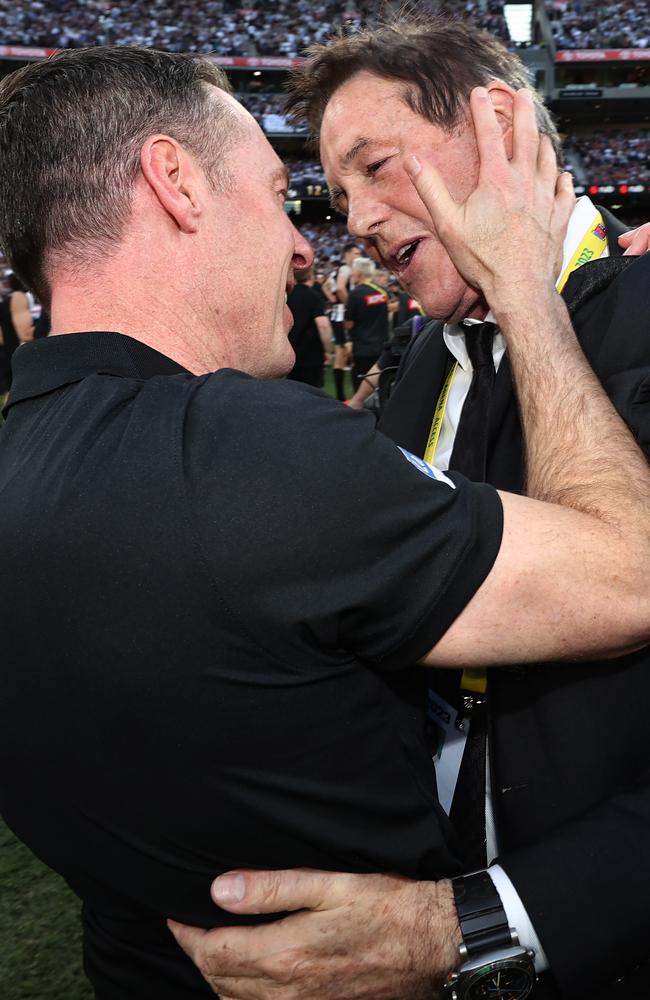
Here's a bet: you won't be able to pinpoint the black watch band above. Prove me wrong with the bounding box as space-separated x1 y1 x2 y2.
451 871 515 957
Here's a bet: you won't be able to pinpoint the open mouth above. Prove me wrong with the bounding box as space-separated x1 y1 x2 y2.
392 239 422 273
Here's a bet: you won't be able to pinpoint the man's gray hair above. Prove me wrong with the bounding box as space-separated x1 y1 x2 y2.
353 257 377 278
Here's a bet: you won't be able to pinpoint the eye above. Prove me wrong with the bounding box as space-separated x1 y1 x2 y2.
366 157 388 176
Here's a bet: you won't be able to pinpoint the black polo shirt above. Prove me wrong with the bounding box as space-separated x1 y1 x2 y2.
287 283 325 369
345 282 390 357
0 332 502 1000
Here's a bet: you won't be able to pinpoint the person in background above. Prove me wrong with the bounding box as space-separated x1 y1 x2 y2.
286 265 333 387
0 271 33 395
344 256 390 395
328 241 358 400
396 287 425 326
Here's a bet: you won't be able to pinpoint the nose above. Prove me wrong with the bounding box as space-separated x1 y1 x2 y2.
291 226 314 270
346 189 389 241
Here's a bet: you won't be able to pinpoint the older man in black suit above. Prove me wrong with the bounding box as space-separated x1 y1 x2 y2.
172 19 650 1000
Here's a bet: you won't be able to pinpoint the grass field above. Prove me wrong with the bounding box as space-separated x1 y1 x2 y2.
0 818 92 1000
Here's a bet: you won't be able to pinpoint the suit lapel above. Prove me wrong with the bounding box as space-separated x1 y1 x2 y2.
378 319 452 456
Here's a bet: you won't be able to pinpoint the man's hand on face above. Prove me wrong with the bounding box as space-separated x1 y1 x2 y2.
167 869 461 1000
404 86 575 316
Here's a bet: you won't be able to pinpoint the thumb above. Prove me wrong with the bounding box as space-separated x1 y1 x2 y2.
404 154 456 235
617 229 635 247
211 868 355 914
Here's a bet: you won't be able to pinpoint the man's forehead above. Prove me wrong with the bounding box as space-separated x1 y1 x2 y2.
320 73 424 164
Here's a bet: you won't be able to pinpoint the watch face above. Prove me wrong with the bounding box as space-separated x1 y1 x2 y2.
466 965 535 1000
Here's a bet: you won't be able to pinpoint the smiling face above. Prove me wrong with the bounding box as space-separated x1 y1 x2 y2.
320 71 488 323
202 97 313 377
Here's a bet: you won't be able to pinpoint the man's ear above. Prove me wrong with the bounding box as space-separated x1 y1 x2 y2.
485 81 516 160
140 135 203 234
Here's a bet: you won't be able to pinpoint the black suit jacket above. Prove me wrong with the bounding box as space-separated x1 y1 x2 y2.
378 213 650 999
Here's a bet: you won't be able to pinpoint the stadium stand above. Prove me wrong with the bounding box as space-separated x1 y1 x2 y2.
546 0 650 50
0 0 512 56
566 128 650 185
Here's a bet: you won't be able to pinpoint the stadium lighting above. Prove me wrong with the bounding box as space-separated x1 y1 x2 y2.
504 2 534 44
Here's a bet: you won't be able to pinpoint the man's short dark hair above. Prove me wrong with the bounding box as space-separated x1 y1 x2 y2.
294 266 314 283
0 46 239 305
342 242 360 254
286 17 560 158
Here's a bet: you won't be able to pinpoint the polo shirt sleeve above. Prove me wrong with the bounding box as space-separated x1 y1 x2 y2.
183 373 503 672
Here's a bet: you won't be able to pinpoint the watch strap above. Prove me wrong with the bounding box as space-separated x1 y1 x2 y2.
451 870 515 957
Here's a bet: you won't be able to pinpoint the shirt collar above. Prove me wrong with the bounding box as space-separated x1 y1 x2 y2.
443 196 608 372
5 331 190 414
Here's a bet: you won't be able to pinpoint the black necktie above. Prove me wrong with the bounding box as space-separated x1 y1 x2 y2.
447 321 496 871
448 321 497 482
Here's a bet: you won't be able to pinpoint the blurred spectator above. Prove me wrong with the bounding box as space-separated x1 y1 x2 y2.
344 256 390 395
566 128 650 185
0 273 33 395
0 0 512 56
547 0 650 50
286 266 333 388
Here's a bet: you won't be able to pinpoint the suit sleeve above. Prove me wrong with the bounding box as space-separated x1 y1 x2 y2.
500 773 650 997
498 253 650 997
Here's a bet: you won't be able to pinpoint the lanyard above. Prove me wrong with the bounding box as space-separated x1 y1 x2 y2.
365 281 388 299
424 212 608 696
425 211 608 468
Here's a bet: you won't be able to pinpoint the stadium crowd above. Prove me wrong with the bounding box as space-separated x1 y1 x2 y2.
546 0 650 50
569 128 650 184
0 0 511 55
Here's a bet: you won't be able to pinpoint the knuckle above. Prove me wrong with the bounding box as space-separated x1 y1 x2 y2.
261 949 309 987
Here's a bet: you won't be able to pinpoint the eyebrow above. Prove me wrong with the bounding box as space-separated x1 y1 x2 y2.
342 137 372 167
329 185 346 215
271 165 290 189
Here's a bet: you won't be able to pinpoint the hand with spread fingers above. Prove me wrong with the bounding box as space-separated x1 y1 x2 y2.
168 869 461 1000
404 86 575 314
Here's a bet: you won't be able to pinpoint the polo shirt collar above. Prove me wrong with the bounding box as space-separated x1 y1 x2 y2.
5 331 190 414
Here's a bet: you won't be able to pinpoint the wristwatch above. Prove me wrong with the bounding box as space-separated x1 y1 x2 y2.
443 871 537 1000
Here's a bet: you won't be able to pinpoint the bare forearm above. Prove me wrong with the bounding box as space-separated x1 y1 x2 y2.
494 289 650 525
348 363 381 408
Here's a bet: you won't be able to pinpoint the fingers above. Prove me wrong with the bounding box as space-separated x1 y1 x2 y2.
554 170 576 232
167 920 209 967
168 918 272 978
211 868 357 914
469 86 509 172
511 88 540 168
404 153 456 236
618 223 650 256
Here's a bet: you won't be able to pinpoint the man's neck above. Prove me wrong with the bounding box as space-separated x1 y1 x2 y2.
49 276 228 376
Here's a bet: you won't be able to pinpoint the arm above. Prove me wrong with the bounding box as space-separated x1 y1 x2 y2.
314 314 333 356
347 362 381 409
335 264 351 304
418 90 650 667
10 291 33 342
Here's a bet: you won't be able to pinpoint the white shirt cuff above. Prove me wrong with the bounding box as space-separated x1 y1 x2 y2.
487 864 549 974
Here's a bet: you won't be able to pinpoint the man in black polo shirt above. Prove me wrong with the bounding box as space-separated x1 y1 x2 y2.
344 256 390 392
286 266 332 387
2 47 650 1000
